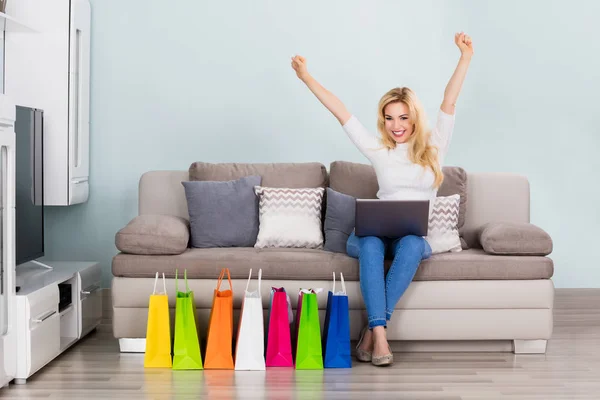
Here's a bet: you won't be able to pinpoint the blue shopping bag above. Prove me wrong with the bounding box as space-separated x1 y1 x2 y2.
322 272 352 368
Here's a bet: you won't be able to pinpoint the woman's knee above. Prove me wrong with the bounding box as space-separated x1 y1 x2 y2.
346 233 360 259
359 235 385 252
396 235 428 255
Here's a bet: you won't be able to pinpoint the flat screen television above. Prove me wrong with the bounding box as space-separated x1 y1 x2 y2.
14 106 44 266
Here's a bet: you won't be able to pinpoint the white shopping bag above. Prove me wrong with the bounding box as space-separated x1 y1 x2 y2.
234 268 266 371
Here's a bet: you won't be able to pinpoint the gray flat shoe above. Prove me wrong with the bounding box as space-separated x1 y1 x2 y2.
355 325 372 362
371 345 393 367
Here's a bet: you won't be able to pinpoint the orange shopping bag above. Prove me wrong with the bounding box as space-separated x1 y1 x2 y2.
204 268 234 369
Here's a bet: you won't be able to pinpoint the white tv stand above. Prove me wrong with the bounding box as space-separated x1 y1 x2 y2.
14 261 102 384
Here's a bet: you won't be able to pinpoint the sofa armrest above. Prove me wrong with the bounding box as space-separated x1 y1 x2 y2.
115 215 190 255
479 222 553 256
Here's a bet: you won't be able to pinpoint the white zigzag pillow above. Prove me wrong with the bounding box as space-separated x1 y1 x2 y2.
426 194 462 254
254 186 325 249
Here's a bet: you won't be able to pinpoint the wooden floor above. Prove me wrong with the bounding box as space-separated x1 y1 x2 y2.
2 289 599 399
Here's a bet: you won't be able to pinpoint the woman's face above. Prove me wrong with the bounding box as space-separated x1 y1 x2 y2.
384 102 413 144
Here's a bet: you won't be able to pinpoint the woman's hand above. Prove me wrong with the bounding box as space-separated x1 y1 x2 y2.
291 55 309 81
441 33 473 114
455 32 474 59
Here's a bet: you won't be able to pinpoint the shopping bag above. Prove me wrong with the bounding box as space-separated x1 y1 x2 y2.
172 269 203 370
293 288 322 353
293 288 320 351
204 268 234 369
295 288 324 370
234 269 266 371
265 287 294 367
322 272 352 368
144 272 172 368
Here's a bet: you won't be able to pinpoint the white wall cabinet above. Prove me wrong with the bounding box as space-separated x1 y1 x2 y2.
0 95 17 388
4 0 91 206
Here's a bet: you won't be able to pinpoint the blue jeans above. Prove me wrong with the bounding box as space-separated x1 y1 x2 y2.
346 232 432 329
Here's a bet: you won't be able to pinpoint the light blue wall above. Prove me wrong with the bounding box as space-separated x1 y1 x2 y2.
43 0 600 288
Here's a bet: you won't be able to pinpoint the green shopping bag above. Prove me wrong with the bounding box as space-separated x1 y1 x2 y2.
295 289 323 370
172 269 203 370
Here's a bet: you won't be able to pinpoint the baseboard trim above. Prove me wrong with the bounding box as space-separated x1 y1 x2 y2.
513 339 547 354
119 338 146 353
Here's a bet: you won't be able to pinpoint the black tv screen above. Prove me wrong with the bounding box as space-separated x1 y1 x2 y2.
15 106 44 266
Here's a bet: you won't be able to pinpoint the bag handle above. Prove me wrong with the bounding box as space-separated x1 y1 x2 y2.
332 271 335 293
175 269 188 292
245 268 253 292
154 272 166 295
216 268 232 291
153 272 159 294
258 268 262 294
244 268 263 294
332 272 346 295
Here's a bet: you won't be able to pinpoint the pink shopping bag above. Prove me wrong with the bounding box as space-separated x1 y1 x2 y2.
265 287 293 367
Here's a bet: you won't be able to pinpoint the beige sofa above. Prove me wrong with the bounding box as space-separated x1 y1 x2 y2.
111 161 554 354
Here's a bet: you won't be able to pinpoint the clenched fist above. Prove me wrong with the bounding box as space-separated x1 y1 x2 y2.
455 32 474 59
291 55 309 81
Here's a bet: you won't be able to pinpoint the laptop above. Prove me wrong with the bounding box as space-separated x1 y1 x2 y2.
354 199 430 238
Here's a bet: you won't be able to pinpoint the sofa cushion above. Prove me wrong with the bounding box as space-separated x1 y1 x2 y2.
329 161 468 229
189 162 328 188
328 161 378 199
323 188 356 253
436 166 468 230
480 222 553 256
253 186 325 249
112 248 553 281
115 215 190 255
182 175 261 248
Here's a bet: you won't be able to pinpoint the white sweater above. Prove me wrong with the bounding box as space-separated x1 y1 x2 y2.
342 109 455 214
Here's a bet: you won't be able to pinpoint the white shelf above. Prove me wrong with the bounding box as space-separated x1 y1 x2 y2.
0 11 38 32
59 304 74 317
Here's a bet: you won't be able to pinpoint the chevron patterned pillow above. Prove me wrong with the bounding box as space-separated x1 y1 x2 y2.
426 194 462 254
253 186 325 249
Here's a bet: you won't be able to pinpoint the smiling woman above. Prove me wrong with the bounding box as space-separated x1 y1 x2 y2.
291 32 474 367
376 87 445 189
384 102 411 142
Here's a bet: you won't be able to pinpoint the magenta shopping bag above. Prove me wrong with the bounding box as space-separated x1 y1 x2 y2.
265 287 293 367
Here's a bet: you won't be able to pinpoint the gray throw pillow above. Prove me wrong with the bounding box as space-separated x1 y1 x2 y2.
479 222 553 256
323 188 356 253
115 215 190 255
181 175 261 248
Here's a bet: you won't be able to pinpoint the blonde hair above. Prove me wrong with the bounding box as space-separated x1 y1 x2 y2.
377 87 444 188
